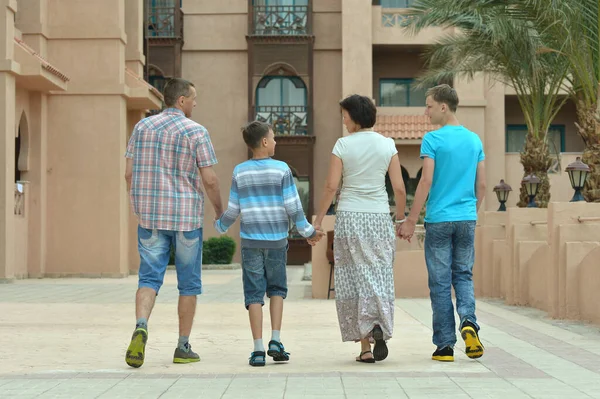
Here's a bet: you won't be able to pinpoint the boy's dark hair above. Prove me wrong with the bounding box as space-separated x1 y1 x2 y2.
163 78 194 107
242 121 272 149
426 84 459 113
339 94 377 129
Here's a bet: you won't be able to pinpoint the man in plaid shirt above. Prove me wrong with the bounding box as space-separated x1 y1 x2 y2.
124 78 223 368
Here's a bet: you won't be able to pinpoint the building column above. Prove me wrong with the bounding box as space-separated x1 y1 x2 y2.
26 93 47 277
0 0 17 279
0 72 16 280
125 0 145 76
484 80 507 211
45 0 130 277
341 0 373 134
454 74 490 211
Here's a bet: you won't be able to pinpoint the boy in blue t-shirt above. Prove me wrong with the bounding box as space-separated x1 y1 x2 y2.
399 84 487 363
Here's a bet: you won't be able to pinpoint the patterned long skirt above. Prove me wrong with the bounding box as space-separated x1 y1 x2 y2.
334 211 396 342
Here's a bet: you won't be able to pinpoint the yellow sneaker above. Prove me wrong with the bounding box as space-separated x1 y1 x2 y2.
432 346 454 362
461 322 484 359
125 327 148 368
173 343 200 364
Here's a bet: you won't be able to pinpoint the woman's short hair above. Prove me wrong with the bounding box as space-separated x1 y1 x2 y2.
339 94 377 129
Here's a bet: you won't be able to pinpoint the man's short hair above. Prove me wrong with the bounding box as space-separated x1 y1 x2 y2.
242 121 271 149
339 94 377 129
426 84 459 113
162 78 195 107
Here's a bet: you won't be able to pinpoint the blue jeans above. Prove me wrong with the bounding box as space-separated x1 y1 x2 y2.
424 221 479 348
240 246 288 309
137 226 203 296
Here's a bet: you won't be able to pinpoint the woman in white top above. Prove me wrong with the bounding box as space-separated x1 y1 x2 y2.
314 95 407 363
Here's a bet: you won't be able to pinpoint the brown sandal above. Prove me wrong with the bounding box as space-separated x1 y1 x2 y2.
356 350 376 363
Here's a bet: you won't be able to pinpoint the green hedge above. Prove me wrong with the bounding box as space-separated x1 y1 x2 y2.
202 236 236 264
169 236 236 265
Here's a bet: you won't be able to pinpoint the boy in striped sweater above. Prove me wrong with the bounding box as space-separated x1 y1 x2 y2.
214 121 323 367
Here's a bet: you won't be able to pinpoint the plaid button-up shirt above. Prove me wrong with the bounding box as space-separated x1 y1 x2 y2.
125 108 218 231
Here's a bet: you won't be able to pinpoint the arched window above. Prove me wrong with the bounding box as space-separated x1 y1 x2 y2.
15 112 29 183
256 76 307 135
256 76 306 107
15 126 21 183
148 65 167 94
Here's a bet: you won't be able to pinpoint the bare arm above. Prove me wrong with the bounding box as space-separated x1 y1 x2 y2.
125 158 133 193
387 154 407 219
476 160 486 212
199 166 223 217
314 154 343 228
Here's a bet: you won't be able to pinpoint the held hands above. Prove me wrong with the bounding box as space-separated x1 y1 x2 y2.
307 225 325 246
396 218 416 243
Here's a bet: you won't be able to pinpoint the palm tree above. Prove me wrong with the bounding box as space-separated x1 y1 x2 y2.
502 0 600 201
403 0 571 207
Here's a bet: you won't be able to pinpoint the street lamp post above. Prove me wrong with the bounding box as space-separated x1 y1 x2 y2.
521 174 540 208
565 157 590 202
493 179 512 211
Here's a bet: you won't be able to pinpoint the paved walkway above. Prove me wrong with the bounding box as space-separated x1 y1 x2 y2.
1 267 600 398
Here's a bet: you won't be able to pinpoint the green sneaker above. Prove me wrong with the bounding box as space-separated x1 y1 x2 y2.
173 343 200 364
125 327 148 368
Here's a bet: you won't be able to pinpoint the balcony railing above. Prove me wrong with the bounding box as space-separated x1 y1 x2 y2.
252 5 309 36
373 0 415 7
146 4 183 38
256 106 309 136
382 12 416 28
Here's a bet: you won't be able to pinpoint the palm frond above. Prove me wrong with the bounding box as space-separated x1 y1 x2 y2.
405 0 571 141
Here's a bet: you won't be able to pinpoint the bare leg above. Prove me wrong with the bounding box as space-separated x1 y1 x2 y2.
136 287 157 320
248 304 263 340
178 295 197 337
269 296 283 332
356 338 373 361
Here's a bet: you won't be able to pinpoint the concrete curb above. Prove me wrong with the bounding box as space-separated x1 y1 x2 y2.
167 263 241 271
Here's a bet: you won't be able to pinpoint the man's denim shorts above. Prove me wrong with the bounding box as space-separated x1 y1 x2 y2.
137 226 203 296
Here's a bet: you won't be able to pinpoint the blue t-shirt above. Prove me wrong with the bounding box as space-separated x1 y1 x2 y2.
420 125 485 223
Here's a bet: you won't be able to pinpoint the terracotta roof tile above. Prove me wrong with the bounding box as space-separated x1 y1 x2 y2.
14 37 70 82
373 114 439 140
125 67 164 100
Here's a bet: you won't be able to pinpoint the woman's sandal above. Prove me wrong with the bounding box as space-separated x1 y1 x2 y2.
356 350 376 363
249 351 266 367
267 340 290 362
372 325 389 361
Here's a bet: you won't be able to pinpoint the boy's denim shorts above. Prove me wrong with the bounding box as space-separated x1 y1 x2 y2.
137 226 203 296
240 246 288 309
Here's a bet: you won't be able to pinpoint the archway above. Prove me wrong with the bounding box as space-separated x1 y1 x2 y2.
148 65 167 93
15 111 29 182
385 166 410 206
15 127 21 182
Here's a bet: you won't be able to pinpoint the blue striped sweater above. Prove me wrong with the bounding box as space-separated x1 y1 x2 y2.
214 158 316 248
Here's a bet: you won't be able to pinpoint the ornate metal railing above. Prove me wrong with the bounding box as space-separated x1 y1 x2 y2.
255 106 309 136
252 5 309 36
373 0 415 7
146 4 183 38
382 12 417 28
